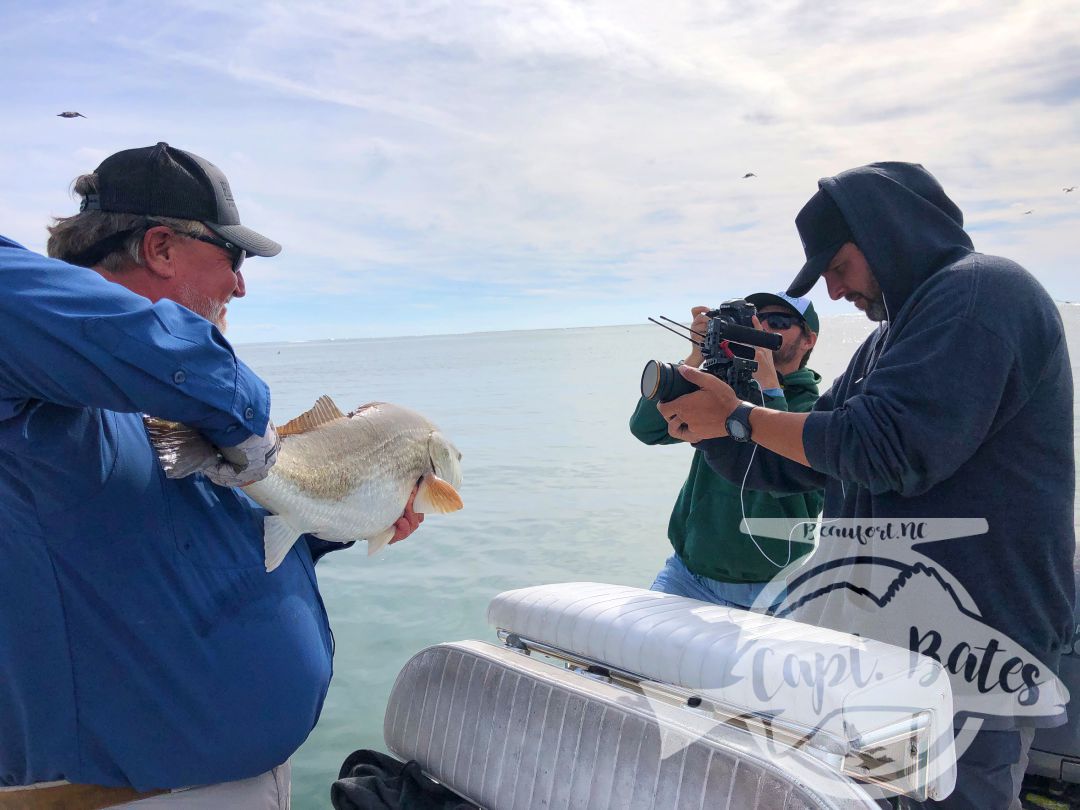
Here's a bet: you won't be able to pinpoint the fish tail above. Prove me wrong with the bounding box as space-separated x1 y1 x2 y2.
414 473 464 514
264 515 303 572
143 416 218 478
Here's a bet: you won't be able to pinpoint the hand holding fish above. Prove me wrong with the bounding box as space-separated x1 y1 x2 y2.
147 396 462 571
202 424 282 487
389 487 425 545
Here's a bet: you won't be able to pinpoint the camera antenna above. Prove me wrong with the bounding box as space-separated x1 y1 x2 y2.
648 317 703 346
657 315 707 339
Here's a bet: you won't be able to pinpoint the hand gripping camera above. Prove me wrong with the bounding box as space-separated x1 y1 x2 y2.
640 299 782 403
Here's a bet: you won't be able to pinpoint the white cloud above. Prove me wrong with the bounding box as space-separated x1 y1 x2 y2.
2 0 1078 341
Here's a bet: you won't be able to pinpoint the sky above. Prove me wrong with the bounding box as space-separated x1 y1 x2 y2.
1 0 1078 344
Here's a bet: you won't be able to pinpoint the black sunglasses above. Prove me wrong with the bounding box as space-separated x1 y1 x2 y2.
64 220 246 273
759 312 803 330
188 233 246 274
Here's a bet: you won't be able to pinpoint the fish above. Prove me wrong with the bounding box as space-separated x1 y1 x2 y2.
146 396 463 572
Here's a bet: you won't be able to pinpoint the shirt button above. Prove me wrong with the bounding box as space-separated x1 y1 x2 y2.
245 407 255 420
173 370 186 384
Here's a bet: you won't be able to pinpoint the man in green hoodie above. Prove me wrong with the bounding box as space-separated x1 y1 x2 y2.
630 292 823 609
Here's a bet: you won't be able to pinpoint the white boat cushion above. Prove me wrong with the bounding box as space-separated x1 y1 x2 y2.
384 640 885 810
487 582 955 800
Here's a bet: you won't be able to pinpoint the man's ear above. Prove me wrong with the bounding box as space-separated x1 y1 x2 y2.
804 330 819 352
140 226 178 279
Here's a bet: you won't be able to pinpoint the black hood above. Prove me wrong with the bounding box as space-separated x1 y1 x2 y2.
792 162 974 314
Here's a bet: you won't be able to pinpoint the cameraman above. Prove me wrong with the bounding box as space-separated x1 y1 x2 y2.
657 163 1074 809
630 293 822 609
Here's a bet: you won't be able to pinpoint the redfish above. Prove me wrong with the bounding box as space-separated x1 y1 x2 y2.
147 396 463 571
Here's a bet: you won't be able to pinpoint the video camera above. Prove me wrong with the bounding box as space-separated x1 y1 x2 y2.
640 299 782 403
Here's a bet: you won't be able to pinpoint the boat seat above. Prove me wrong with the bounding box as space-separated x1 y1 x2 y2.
384 640 885 810
486 582 956 801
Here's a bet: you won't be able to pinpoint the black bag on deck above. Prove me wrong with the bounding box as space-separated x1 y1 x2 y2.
331 749 478 810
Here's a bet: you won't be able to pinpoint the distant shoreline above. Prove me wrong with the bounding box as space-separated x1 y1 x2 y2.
235 303 1079 348
233 314 873 348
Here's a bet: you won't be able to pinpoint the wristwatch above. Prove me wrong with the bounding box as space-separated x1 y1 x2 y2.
726 402 756 443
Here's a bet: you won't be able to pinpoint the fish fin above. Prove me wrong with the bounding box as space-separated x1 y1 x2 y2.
367 527 396 556
264 515 303 572
414 474 464 514
277 395 346 437
143 416 217 478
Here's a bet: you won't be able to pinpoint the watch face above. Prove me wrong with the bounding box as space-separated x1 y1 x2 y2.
726 415 750 440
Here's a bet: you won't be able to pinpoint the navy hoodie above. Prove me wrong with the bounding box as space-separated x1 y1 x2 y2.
700 163 1075 727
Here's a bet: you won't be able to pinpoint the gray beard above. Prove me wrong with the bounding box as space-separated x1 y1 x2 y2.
865 297 888 322
178 285 227 332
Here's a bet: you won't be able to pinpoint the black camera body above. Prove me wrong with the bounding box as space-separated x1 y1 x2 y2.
641 299 782 403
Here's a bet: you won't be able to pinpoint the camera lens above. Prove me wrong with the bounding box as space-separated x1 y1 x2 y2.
641 360 664 400
641 360 699 402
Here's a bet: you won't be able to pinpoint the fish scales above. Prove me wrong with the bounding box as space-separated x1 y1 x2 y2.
269 418 432 501
146 397 463 571
244 403 458 543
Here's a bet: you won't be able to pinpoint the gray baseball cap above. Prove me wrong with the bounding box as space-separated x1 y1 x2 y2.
82 142 281 257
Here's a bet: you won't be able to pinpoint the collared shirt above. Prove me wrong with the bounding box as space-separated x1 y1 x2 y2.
0 236 334 789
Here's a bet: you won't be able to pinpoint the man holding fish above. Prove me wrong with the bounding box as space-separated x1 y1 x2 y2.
0 143 460 808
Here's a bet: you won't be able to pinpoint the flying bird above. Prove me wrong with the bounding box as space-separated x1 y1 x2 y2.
742 172 756 179
1065 186 1076 193
57 111 86 118
1023 210 1033 215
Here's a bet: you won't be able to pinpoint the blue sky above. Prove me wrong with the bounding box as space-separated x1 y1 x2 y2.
1 1 1078 344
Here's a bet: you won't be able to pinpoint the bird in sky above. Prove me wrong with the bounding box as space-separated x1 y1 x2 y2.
1023 210 1033 215
1065 186 1076 193
57 111 86 119
742 172 756 179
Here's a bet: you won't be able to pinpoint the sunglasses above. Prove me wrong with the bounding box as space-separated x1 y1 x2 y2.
189 233 246 274
759 312 803 330
64 221 247 273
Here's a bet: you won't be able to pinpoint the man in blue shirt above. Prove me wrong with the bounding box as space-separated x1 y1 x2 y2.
0 143 421 807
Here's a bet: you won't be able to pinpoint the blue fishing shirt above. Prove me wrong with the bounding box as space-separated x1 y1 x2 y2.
0 236 335 789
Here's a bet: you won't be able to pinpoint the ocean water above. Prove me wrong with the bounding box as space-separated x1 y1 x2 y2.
239 306 1080 809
